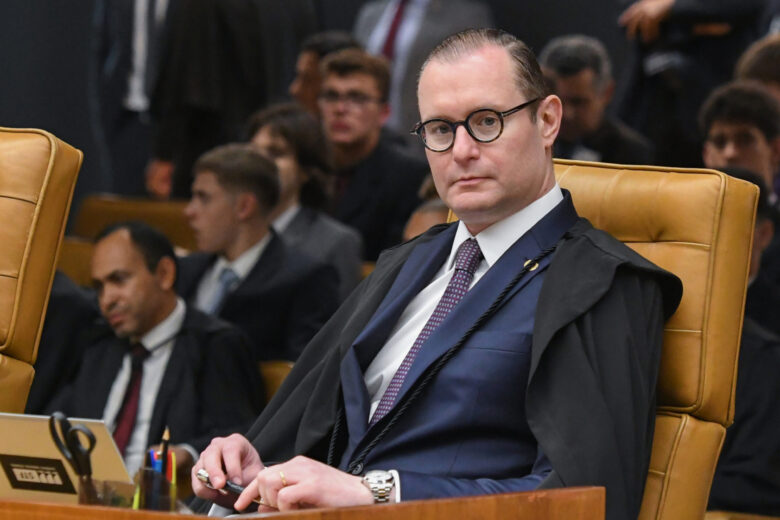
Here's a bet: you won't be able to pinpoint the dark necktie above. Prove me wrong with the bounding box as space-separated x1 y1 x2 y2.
370 238 483 425
112 343 150 455
381 0 409 60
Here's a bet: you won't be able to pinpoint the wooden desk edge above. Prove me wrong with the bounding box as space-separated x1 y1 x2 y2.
0 486 604 519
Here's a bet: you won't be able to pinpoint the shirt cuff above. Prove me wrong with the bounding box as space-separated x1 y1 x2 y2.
389 469 401 503
179 443 200 467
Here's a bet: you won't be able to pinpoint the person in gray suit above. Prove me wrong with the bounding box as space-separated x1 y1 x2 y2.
353 0 494 140
248 103 364 302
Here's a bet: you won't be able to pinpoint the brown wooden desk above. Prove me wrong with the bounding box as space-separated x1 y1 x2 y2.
0 486 604 519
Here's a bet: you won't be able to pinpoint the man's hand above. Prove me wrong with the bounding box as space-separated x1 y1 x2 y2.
191 434 264 508
618 0 675 43
234 456 374 512
145 159 174 200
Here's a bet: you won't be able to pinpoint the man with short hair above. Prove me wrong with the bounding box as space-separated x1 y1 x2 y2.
288 31 361 116
49 222 261 478
699 81 780 203
180 144 339 361
539 34 654 164
193 29 681 520
736 33 780 103
319 48 428 260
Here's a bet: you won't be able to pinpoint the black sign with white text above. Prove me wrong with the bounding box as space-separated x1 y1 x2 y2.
0 454 76 494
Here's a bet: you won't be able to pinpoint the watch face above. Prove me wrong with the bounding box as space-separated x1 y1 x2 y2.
364 470 393 484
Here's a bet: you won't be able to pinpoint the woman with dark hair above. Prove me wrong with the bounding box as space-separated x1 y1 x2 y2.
247 103 363 301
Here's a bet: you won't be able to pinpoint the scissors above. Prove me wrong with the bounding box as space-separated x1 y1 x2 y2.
49 411 98 503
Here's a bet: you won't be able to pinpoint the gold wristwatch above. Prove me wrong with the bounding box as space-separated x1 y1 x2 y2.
361 470 394 503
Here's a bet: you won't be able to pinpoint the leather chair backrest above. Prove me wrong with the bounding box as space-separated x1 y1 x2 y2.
57 236 94 287
0 127 82 412
72 195 196 251
553 159 756 520
259 360 294 404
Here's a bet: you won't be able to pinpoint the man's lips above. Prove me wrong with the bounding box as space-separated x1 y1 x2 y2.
453 176 489 187
107 313 126 327
329 121 351 132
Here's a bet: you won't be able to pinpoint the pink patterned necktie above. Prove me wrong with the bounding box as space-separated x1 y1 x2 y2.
370 238 483 425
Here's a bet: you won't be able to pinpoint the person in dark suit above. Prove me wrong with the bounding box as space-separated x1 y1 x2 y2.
25 272 100 415
247 103 363 302
48 222 261 480
353 0 494 142
539 34 654 165
192 29 681 520
709 169 780 515
180 144 339 360
319 49 428 260
615 0 765 167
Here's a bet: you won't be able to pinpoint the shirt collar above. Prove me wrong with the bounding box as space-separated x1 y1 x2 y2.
272 204 301 233
139 297 186 353
213 234 270 282
447 183 564 269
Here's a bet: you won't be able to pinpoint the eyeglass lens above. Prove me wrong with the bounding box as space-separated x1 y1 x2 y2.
420 109 503 151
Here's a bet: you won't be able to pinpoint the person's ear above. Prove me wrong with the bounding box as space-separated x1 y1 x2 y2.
155 256 177 291
601 79 615 105
235 192 260 220
378 102 391 125
769 136 780 170
538 94 562 148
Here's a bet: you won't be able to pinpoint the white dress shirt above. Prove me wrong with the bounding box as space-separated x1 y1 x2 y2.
102 297 185 476
364 185 564 419
194 237 270 312
272 204 301 233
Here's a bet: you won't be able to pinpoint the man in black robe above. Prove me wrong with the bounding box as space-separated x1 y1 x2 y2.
192 29 681 520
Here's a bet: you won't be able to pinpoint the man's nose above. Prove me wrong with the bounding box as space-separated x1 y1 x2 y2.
722 140 739 160
451 125 479 162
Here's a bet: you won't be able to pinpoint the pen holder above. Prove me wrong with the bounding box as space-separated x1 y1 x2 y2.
133 467 176 511
78 478 136 507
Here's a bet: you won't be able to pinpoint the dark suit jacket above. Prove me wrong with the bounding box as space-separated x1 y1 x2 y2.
709 318 780 515
48 306 261 453
244 192 682 520
555 116 655 165
176 232 339 361
334 136 428 261
26 272 100 415
280 207 363 303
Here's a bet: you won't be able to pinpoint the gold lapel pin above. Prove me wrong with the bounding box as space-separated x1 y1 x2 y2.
523 259 539 271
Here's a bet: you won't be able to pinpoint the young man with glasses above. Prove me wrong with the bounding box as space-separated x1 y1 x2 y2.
318 48 428 261
193 29 681 520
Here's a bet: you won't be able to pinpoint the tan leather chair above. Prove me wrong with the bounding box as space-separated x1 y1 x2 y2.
448 159 756 519
72 194 196 251
707 512 780 520
0 127 82 413
56 236 94 287
259 360 294 404
553 159 756 520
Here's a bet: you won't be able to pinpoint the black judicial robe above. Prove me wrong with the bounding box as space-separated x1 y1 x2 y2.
240 215 682 520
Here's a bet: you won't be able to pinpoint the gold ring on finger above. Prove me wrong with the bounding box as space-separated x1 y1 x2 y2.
279 470 288 487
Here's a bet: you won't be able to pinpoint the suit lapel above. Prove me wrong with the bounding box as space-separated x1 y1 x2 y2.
86 339 127 418
147 329 191 448
339 226 456 437
376 193 580 426
227 232 282 300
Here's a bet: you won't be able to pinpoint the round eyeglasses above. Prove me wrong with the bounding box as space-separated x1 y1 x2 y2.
410 98 540 152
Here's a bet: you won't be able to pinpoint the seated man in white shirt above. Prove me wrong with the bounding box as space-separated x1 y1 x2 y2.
179 144 340 361
49 222 261 480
